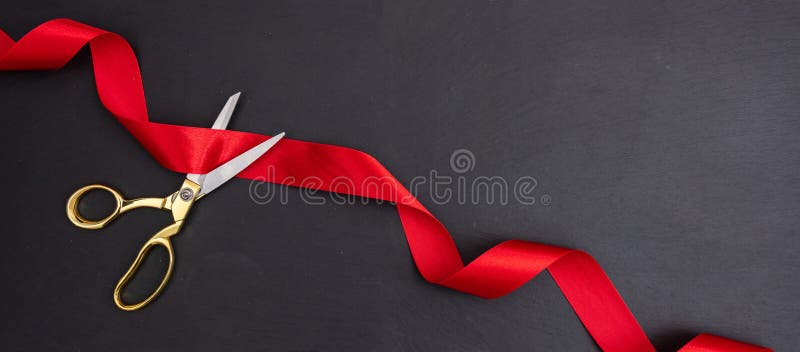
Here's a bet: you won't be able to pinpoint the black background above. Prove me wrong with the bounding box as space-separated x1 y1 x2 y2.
1 1 798 351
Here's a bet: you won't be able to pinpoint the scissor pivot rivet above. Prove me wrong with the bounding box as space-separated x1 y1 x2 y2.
179 188 194 201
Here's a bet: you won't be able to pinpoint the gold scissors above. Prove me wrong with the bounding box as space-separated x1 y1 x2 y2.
66 92 285 311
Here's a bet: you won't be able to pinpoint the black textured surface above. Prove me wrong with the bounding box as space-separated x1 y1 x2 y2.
1 1 798 351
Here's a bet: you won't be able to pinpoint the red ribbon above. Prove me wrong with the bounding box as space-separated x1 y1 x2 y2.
0 19 770 352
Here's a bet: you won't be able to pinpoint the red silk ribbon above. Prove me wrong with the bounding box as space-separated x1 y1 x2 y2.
0 19 770 352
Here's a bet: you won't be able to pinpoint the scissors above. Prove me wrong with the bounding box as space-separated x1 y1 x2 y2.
66 92 285 311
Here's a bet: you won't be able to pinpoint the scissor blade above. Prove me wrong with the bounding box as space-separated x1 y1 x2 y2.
187 92 242 186
197 132 286 196
212 92 240 130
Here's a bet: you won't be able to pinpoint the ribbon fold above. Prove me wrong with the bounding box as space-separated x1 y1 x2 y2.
0 19 770 352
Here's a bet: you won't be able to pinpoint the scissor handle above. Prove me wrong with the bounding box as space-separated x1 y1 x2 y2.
113 221 181 311
67 184 125 229
66 184 166 230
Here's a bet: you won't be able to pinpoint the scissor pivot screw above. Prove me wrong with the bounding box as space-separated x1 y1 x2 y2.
179 188 194 201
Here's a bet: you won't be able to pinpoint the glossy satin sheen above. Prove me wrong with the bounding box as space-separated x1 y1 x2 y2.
0 19 770 352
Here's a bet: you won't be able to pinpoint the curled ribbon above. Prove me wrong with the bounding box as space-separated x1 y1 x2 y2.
0 19 770 352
